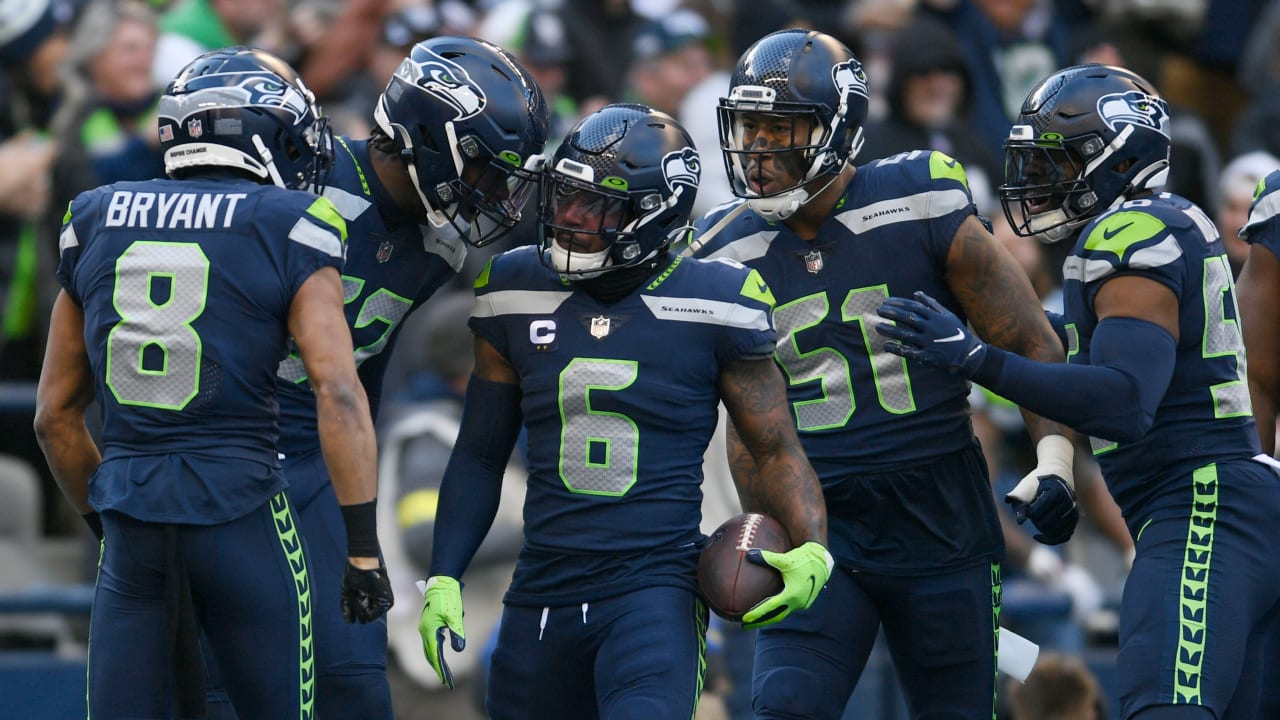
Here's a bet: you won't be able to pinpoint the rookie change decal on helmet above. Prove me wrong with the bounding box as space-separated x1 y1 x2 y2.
396 49 486 120
662 147 701 194
1096 91 1170 138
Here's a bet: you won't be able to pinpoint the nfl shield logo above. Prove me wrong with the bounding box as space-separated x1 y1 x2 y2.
590 316 611 339
187 119 203 138
376 240 394 263
804 250 823 274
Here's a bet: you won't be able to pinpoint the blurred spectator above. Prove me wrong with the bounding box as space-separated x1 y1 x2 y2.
150 0 285 87
1006 651 1106 720
1215 150 1280 277
0 0 69 382
46 0 165 251
625 8 712 116
556 0 643 111
1232 0 1280 159
923 0 1075 167
862 13 999 212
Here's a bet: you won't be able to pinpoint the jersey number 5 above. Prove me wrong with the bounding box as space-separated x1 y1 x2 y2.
773 286 916 431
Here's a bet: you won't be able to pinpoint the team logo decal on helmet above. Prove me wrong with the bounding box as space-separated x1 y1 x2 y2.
832 60 869 111
394 48 486 120
1096 91 1169 137
663 147 700 194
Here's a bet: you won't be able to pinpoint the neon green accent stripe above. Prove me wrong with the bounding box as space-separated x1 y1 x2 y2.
1135 517 1153 544
1083 211 1166 262
1174 464 1217 706
1254 176 1267 202
740 268 776 307
990 562 1001 720
3 222 37 338
645 255 683 291
306 198 347 243
689 598 709 720
928 151 968 190
270 492 315 719
474 257 494 289
335 136 370 197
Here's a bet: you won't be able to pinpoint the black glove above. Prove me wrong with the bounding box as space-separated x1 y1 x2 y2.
341 562 394 624
1007 475 1079 545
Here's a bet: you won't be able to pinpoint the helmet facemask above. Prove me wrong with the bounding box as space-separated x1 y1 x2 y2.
1000 127 1096 243
718 86 862 221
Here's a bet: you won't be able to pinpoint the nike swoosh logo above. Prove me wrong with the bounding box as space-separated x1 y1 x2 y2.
806 576 817 604
1103 222 1133 240
757 282 769 294
935 329 966 343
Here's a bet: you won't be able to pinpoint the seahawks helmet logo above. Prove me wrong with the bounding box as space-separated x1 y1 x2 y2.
1097 91 1170 138
159 72 311 126
662 147 701 193
832 60 869 101
397 49 486 120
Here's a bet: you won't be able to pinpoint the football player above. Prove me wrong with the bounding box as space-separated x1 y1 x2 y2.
32 47 391 718
257 36 550 719
417 103 832 719
1233 166 1280 718
879 64 1280 720
688 29 1075 718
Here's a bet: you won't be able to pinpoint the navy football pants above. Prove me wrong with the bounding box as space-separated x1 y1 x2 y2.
206 449 390 720
753 562 1000 720
486 585 708 720
92 496 313 720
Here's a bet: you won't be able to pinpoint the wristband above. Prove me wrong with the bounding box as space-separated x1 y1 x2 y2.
340 500 381 558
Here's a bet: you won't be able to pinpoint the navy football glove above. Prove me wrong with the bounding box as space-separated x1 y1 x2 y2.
876 291 988 376
1006 435 1079 545
341 562 394 624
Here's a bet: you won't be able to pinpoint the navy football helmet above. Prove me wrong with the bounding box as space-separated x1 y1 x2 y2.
1000 64 1172 243
718 29 868 220
158 47 332 190
539 104 699 277
375 35 550 246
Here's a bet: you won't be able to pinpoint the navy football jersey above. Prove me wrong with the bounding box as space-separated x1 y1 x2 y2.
690 151 978 477
1240 169 1280 258
1062 193 1260 519
470 247 775 605
276 136 466 459
56 176 346 523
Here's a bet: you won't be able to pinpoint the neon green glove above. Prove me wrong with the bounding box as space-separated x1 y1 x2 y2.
741 541 834 629
419 576 465 689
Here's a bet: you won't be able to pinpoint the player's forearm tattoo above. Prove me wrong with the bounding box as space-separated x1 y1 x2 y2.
722 358 827 544
949 219 1063 363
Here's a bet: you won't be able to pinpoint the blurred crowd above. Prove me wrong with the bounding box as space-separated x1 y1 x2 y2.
3 0 1280 717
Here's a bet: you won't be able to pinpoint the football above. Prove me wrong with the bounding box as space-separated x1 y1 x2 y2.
698 512 789 621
